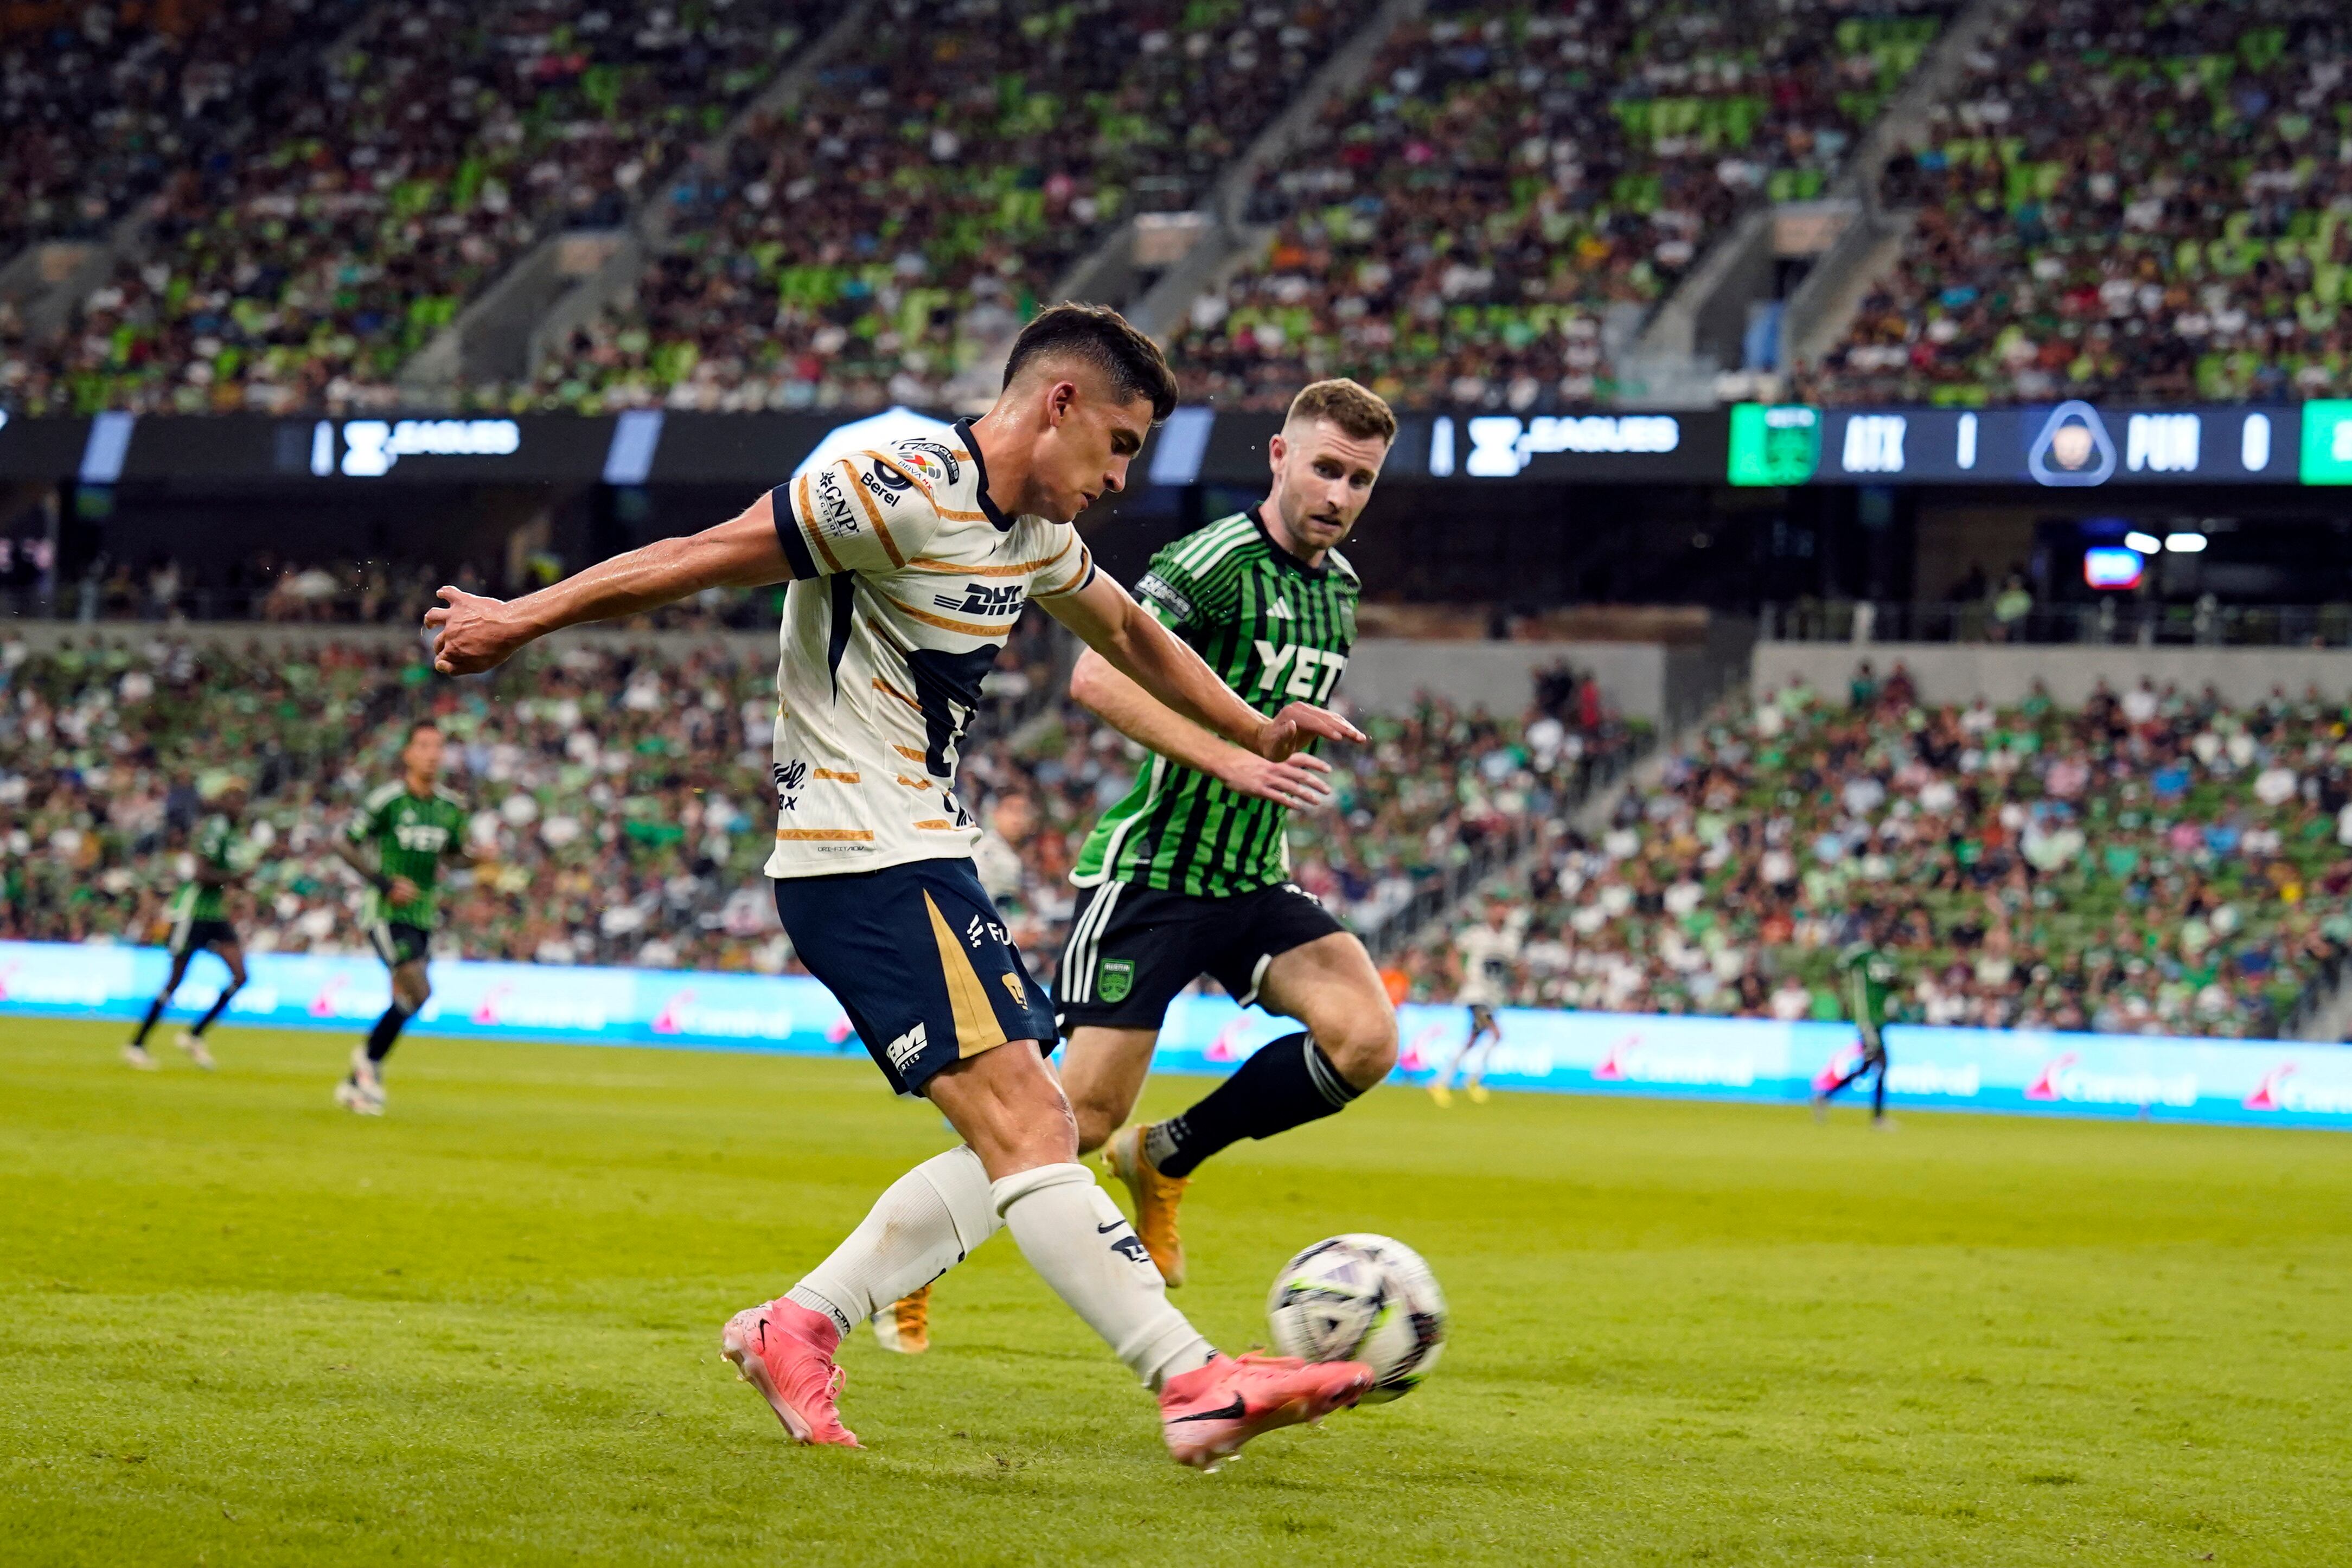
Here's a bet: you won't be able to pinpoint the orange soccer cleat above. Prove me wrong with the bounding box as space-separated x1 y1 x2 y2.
1102 1124 1190 1286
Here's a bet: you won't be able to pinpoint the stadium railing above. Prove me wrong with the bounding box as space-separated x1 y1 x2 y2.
1762 600 2352 648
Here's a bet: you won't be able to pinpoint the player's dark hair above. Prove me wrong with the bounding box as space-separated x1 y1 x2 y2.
1286 378 1397 445
1002 303 1178 424
406 720 442 741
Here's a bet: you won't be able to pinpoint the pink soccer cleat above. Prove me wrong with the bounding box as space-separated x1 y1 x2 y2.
720 1299 860 1448
1159 1353 1373 1470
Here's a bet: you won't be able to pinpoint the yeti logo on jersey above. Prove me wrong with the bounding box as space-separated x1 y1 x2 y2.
810 469 860 538
1136 572 1192 623
932 583 1025 617
393 823 449 853
1251 641 1347 701
1097 957 1135 1003
885 1021 928 1074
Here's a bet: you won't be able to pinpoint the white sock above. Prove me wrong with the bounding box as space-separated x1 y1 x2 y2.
786 1145 999 1337
991 1163 1216 1390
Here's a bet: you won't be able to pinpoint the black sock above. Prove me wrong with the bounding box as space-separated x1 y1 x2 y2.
1871 1062 1889 1118
191 982 240 1038
1148 1032 1360 1180
129 995 168 1048
365 1003 413 1064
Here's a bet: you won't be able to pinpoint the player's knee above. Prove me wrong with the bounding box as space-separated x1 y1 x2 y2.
1319 1004 1399 1088
1070 1100 1120 1156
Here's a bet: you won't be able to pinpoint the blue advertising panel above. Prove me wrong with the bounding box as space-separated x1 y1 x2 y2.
5 942 2347 1130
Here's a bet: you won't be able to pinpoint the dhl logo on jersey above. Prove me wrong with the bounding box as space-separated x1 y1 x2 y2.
932 583 1026 618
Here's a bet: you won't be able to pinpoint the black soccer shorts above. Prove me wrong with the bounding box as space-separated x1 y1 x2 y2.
167 913 239 958
367 920 432 969
1054 878 1348 1035
772 856 1057 1097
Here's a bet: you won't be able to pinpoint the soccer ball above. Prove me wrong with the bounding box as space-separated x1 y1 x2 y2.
1265 1233 1446 1403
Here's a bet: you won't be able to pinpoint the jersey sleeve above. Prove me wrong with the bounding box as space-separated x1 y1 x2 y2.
346 794 385 845
1029 523 1095 599
1132 539 1207 633
772 449 944 580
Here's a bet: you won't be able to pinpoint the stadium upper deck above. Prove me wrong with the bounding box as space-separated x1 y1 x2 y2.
4 0 828 414
463 0 1356 414
1807 0 2352 406
1168 0 1953 412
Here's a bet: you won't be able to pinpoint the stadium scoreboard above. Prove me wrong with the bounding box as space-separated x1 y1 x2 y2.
9 402 2352 489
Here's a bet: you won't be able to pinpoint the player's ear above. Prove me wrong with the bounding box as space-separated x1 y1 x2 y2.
1268 431 1287 473
1045 379 1078 426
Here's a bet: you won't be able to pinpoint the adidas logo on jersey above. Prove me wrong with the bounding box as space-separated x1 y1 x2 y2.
1267 597 1295 620
885 1021 928 1074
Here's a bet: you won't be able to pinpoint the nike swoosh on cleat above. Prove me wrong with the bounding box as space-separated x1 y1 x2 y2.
756 1320 767 1351
1172 1397 1248 1423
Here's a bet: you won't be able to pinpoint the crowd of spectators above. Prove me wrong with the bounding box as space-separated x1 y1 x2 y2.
1 0 366 255
1419 662 2352 1040
1811 0 2352 405
1168 0 1951 412
5 0 828 415
0 627 1642 992
470 0 1355 414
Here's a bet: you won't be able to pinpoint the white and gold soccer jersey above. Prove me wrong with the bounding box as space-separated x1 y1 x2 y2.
764 418 1094 879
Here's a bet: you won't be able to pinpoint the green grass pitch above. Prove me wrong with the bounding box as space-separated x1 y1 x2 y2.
4 1020 2348 1566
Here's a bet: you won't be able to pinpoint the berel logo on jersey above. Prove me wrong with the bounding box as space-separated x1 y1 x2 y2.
1251 641 1347 701
885 1021 929 1074
934 583 1025 617
862 460 912 504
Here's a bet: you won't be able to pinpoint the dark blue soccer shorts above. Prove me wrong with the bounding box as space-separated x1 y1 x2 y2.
771 857 1058 1096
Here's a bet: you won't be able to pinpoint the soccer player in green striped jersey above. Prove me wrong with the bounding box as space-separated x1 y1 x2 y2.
330 721 475 1115
124 776 254 1071
1815 911 1901 1128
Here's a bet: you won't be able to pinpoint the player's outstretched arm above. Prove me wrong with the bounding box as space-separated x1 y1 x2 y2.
1041 571 1364 763
426 495 792 675
1068 647 1334 811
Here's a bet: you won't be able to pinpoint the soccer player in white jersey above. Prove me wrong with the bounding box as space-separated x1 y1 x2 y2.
423 305 1374 1467
1433 900 1518 1106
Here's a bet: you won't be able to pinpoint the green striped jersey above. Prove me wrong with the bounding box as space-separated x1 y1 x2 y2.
1072 507 1359 897
1839 942 1900 1031
167 813 242 922
349 782 467 927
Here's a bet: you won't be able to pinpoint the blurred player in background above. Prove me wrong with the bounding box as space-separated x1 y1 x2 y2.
421 305 1376 1468
1431 900 1517 1107
331 721 473 1116
1816 913 1900 1127
124 776 253 1071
